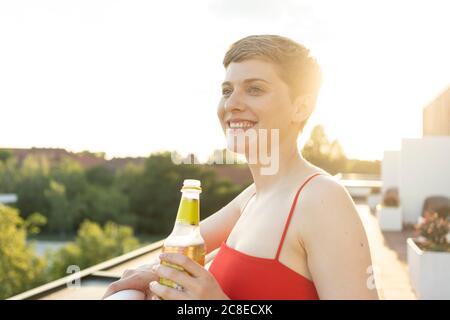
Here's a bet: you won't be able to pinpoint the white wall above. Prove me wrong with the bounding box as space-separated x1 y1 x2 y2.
400 137 450 224
382 150 401 193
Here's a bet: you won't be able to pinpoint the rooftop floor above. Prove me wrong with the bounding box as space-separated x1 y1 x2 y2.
356 203 416 300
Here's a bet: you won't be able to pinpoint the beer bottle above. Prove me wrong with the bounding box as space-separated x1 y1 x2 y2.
159 179 206 289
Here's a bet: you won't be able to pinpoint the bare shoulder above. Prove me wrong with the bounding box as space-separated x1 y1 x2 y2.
296 174 363 245
299 173 352 210
295 174 377 299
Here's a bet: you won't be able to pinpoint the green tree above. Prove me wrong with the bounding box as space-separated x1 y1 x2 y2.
79 184 135 227
0 149 13 163
43 158 91 234
302 125 347 175
47 220 140 278
86 165 114 187
0 205 47 299
0 156 19 193
127 152 192 234
44 180 74 236
50 158 87 200
16 155 51 218
3 149 248 240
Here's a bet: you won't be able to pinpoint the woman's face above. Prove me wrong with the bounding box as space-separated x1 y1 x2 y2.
217 59 299 156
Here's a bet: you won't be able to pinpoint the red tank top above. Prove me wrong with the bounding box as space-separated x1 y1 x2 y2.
209 173 325 300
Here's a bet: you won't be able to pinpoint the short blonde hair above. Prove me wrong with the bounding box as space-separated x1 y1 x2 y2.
223 35 322 132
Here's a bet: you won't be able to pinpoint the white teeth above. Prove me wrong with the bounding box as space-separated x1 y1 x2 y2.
229 121 255 129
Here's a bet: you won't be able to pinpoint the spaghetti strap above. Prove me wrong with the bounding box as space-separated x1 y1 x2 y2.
275 172 326 261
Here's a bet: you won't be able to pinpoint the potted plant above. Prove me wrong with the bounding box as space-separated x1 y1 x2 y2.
407 207 450 299
376 188 402 231
367 186 382 213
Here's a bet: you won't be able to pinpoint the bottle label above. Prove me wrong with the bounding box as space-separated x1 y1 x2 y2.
176 197 200 225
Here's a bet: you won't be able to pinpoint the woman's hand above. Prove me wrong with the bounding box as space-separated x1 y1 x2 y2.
102 262 159 300
149 253 229 300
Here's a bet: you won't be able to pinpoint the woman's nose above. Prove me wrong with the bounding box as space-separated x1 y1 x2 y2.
224 91 246 113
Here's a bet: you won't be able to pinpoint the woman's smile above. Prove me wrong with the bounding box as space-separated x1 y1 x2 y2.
227 119 258 134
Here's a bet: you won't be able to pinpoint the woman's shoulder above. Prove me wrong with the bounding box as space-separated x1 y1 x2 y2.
296 171 359 234
300 171 350 206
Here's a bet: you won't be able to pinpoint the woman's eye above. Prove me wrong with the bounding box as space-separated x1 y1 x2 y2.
222 88 233 97
247 86 264 94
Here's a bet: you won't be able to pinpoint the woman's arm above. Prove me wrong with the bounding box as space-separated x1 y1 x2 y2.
298 176 379 300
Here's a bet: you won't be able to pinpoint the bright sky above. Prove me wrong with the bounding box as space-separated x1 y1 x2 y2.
1 0 449 161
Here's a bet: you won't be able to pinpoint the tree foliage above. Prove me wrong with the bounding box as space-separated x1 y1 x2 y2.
0 205 47 299
302 125 380 175
0 205 140 299
47 220 140 278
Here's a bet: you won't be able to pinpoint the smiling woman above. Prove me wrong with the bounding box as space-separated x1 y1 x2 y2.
103 34 379 300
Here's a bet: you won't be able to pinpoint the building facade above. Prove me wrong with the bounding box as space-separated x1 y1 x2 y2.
423 86 450 136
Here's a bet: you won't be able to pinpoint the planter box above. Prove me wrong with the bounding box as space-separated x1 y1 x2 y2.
367 193 382 211
407 238 450 299
376 206 402 231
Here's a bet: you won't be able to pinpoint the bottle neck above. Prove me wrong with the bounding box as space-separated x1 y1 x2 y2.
175 190 200 225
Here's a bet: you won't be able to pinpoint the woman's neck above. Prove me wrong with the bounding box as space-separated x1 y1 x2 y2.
246 141 311 196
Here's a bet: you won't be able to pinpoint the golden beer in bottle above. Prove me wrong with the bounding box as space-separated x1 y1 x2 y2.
159 179 206 289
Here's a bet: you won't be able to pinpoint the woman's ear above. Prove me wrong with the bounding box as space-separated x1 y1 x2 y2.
292 94 315 124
